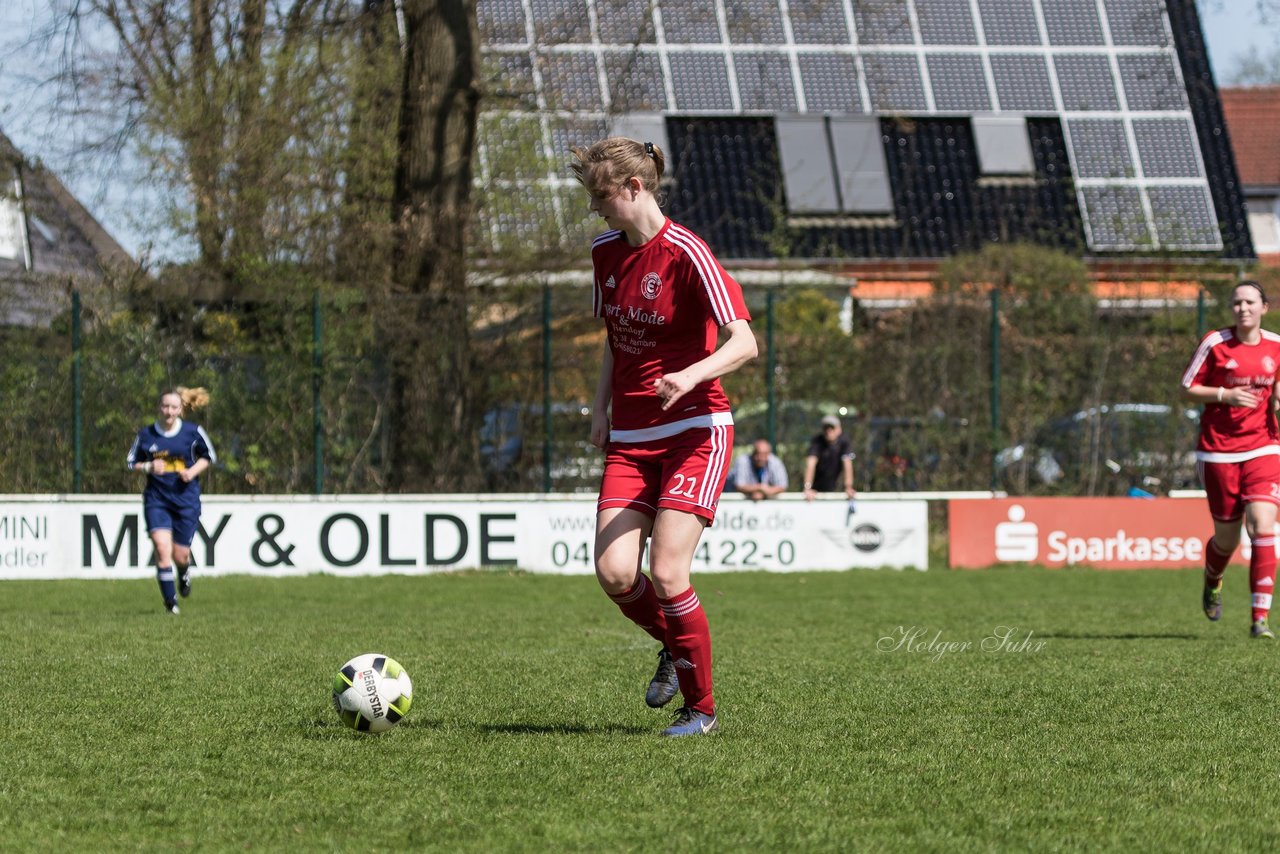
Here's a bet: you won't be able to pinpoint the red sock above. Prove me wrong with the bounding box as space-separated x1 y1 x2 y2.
1205 536 1232 585
607 573 668 644
1250 532 1276 622
659 586 714 715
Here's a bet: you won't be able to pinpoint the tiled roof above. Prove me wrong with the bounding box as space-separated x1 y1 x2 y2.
0 129 132 279
1221 86 1280 187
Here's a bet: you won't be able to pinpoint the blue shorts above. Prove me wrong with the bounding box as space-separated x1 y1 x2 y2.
144 501 201 547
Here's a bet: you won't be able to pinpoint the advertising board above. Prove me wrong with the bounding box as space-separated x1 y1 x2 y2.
0 494 929 579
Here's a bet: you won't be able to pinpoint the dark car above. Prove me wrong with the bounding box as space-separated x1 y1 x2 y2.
858 411 974 492
480 402 601 492
995 403 1200 496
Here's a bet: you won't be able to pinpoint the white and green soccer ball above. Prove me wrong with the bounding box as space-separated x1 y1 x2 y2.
332 653 413 733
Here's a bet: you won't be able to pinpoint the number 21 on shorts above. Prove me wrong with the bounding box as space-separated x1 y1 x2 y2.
669 474 697 498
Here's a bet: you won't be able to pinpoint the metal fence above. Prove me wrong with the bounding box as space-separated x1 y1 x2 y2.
1 275 1225 497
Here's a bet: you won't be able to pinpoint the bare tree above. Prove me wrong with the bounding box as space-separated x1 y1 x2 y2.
382 0 481 491
39 0 380 290
1199 0 1280 84
1224 43 1280 85
25 0 483 490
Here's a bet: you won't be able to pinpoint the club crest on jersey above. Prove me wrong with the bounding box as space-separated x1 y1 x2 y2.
1266 356 1277 374
641 272 663 300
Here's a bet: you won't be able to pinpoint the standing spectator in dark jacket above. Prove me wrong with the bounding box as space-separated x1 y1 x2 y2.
803 415 855 502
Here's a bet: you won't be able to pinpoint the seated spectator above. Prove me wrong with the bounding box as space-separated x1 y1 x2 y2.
731 439 789 501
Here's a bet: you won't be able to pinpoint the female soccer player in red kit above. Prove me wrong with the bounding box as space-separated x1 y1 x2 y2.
1182 281 1280 638
572 137 757 736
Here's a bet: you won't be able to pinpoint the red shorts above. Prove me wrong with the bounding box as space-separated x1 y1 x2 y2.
1199 454 1280 521
597 424 734 524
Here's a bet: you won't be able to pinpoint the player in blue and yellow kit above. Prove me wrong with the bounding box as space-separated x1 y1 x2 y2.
126 387 216 615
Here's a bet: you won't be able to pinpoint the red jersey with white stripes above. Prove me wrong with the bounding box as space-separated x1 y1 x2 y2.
591 219 750 433
1181 327 1280 459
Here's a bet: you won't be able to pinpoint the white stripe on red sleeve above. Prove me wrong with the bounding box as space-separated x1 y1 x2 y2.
666 224 737 324
1181 329 1227 388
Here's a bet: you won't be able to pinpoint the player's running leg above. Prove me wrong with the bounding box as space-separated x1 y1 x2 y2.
1202 530 1235 621
595 507 676 704
1246 501 1278 639
650 509 718 737
174 544 193 598
150 528 179 615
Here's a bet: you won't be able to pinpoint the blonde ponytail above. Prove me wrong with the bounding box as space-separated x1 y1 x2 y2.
163 386 210 414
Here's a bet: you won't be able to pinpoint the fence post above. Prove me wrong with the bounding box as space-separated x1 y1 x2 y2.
313 291 324 494
542 283 553 494
72 289 83 493
1196 289 1206 340
766 289 777 445
989 288 1001 490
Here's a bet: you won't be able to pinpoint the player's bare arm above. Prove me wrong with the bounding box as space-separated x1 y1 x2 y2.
1183 383 1260 408
591 343 614 448
181 458 211 483
654 319 757 411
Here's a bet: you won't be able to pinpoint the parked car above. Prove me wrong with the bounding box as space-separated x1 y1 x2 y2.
480 402 601 492
860 413 971 491
995 403 1200 496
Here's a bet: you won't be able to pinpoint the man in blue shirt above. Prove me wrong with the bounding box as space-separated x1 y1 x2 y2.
729 439 789 501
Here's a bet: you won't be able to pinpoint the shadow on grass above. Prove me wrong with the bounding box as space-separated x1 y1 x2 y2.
480 722 649 736
1037 632 1199 640
303 717 441 737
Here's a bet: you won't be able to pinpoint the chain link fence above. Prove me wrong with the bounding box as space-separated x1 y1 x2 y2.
0 272 1232 497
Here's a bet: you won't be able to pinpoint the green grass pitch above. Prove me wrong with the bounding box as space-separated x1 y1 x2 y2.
2 567 1278 851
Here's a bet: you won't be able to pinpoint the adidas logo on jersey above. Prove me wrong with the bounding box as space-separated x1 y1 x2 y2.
1225 358 1238 369
605 275 617 289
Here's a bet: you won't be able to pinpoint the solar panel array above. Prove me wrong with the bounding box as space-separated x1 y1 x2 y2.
476 0 1229 254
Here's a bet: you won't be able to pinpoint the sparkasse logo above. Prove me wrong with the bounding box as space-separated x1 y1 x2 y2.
1046 530 1201 565
995 505 1038 562
951 498 1219 569
992 503 1201 566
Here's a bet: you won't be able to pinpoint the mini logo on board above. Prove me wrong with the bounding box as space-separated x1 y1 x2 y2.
850 524 884 552
641 272 662 300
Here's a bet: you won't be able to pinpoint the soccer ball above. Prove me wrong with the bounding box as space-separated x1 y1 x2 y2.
331 653 413 733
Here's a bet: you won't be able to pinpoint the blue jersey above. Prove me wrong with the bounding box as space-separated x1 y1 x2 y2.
126 419 216 509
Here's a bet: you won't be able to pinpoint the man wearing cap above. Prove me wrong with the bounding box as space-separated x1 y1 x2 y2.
803 415 856 502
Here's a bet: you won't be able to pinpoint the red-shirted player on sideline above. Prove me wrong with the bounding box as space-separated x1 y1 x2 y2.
1181 280 1280 639
571 137 757 736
